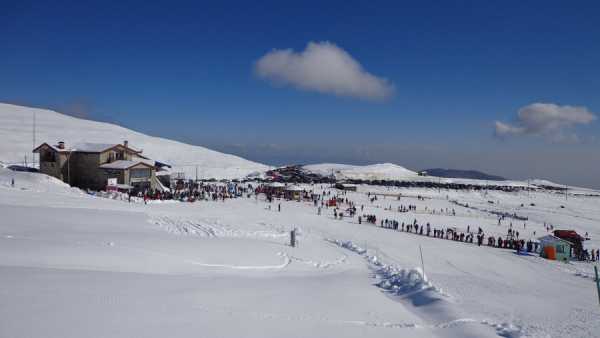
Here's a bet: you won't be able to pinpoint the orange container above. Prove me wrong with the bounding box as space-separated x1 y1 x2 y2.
544 246 556 260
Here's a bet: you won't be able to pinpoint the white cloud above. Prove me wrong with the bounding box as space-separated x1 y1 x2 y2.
494 121 525 136
494 102 596 140
254 41 394 101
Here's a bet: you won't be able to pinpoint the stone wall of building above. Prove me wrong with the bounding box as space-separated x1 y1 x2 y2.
68 153 107 190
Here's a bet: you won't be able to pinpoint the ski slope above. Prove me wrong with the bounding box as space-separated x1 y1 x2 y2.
1 169 599 338
0 103 270 179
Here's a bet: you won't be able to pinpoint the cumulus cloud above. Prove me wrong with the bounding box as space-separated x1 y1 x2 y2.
494 102 596 140
254 41 394 101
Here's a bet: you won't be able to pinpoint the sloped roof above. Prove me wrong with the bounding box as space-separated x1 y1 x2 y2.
32 142 66 153
71 142 142 153
34 142 142 154
71 143 116 152
99 160 154 170
538 235 573 246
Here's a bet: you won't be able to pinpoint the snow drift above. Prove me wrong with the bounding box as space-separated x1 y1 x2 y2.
0 167 80 194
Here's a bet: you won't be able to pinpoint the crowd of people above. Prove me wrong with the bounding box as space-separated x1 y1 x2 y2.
315 188 599 263
126 181 254 204
113 181 600 263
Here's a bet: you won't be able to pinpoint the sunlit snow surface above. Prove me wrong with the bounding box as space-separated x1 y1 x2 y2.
1 168 599 338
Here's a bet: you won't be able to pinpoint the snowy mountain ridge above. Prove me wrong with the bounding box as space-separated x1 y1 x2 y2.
0 103 270 179
302 162 599 193
303 163 418 181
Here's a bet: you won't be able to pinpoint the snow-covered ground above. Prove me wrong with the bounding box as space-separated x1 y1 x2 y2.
0 103 270 179
1 168 599 338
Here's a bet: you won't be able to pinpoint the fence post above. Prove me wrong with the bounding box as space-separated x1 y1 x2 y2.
419 245 426 279
290 229 296 247
595 265 600 306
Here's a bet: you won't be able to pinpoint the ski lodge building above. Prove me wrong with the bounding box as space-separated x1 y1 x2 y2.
33 140 167 192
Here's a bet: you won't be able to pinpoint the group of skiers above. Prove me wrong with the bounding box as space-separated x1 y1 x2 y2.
131 182 256 204
584 249 600 262
397 205 417 212
367 217 548 253
359 214 377 224
266 186 600 263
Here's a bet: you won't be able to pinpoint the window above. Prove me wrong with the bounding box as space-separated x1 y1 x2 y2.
556 245 564 254
130 168 151 179
41 150 56 162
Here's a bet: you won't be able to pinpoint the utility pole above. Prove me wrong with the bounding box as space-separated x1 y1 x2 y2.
331 168 334 187
68 153 70 185
32 112 36 168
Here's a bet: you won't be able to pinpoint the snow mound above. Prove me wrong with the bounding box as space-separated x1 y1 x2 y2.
0 103 270 179
304 163 417 181
327 239 446 297
0 167 80 194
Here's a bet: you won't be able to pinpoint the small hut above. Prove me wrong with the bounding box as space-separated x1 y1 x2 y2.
266 182 285 195
284 185 304 201
538 235 573 261
335 183 357 192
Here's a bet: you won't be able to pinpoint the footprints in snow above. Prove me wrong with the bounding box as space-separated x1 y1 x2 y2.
150 216 288 239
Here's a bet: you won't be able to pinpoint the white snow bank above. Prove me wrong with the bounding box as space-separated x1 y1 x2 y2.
0 167 81 194
327 239 445 297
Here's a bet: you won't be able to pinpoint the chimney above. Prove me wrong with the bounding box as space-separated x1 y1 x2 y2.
123 140 128 148
57 141 65 149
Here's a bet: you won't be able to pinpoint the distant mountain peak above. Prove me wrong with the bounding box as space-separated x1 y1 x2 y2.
422 168 505 181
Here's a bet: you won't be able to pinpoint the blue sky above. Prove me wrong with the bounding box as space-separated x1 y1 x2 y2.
2 1 600 187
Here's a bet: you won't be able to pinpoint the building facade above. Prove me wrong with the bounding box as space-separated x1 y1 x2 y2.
34 141 160 192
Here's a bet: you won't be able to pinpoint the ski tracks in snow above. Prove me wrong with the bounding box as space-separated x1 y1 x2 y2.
327 238 530 338
150 216 289 240
149 216 349 270
185 251 291 270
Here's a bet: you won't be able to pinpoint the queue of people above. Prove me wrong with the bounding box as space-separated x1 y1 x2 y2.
314 188 600 263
